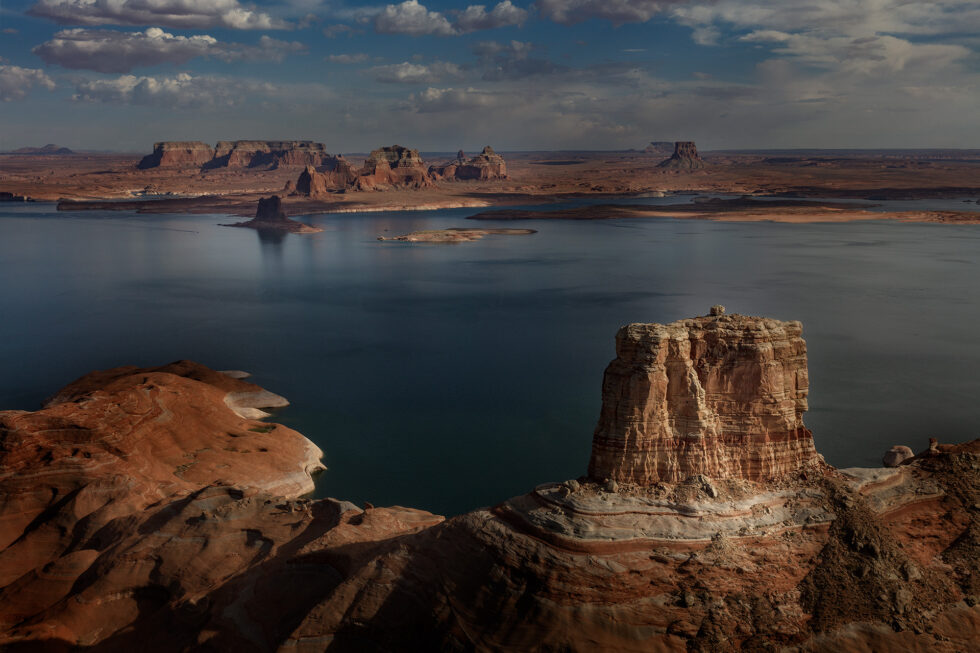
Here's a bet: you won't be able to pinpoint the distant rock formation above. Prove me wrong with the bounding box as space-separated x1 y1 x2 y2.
589 310 819 484
138 140 332 171
356 145 433 190
222 195 322 233
208 140 331 169
644 141 674 156
295 157 358 198
429 146 507 181
657 141 705 170
293 145 433 194
8 144 74 155
138 141 215 169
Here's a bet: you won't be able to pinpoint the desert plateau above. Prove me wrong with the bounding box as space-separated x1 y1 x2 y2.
3 0 980 651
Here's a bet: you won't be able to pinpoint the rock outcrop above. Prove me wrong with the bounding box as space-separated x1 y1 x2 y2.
294 157 358 198
658 141 705 170
1 316 978 652
292 145 433 194
589 311 819 484
222 195 322 233
430 146 507 181
137 141 215 169
356 145 433 190
208 140 331 169
137 141 332 171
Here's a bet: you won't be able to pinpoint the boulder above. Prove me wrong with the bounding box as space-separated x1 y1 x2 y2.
883 445 915 467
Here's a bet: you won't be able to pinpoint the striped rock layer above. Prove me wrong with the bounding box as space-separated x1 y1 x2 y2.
589 313 820 484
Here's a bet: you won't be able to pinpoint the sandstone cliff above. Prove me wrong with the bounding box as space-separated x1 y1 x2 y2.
137 141 215 169
430 146 508 181
294 157 358 198
658 141 705 170
356 145 433 190
208 140 330 169
1 316 977 652
137 141 332 171
589 309 819 484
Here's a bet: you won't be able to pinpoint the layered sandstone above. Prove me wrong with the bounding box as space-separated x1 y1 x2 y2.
356 145 433 190
658 141 705 170
1 318 978 652
137 141 215 169
209 140 330 169
294 157 358 198
589 310 819 484
430 146 507 181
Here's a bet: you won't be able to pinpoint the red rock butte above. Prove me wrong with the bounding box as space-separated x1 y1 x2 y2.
589 308 819 484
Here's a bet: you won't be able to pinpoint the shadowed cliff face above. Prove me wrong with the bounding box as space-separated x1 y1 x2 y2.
0 317 977 652
589 312 819 484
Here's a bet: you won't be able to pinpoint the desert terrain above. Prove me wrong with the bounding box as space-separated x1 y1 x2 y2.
3 142 980 224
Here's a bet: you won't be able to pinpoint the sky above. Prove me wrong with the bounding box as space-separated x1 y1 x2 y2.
0 0 978 152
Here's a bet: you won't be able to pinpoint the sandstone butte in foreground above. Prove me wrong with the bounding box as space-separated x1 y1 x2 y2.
0 313 977 652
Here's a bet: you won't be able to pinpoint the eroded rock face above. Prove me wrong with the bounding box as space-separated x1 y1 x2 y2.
294 157 358 198
658 141 705 170
222 195 322 233
1 318 978 652
138 141 215 169
430 146 507 181
209 140 330 169
356 145 433 190
589 312 819 484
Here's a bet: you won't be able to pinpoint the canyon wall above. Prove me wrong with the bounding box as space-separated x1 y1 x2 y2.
137 141 215 169
137 140 332 171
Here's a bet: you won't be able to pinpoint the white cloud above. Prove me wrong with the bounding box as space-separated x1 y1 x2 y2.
71 72 281 106
374 1 456 36
454 2 528 32
410 86 504 111
741 31 970 76
374 1 530 36
0 65 56 101
326 53 371 64
27 0 287 30
535 0 679 25
369 61 463 83
32 28 306 73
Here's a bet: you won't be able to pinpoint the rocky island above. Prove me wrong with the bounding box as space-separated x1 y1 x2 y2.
0 310 976 651
221 195 322 233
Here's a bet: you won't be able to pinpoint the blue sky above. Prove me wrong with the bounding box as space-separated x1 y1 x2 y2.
1 0 978 152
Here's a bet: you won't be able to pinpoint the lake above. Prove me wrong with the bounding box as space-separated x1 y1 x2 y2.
1 199 979 516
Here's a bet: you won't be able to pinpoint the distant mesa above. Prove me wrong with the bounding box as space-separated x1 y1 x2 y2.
293 145 434 197
221 195 322 233
0 192 34 202
657 141 705 170
138 140 333 171
7 144 74 155
644 141 675 156
430 146 507 181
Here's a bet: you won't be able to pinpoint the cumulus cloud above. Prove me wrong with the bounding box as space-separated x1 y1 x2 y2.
0 65 56 101
454 2 528 32
27 0 287 30
410 86 504 111
374 1 529 36
71 71 285 106
32 28 306 73
741 31 970 76
369 61 463 83
374 0 456 36
535 0 679 25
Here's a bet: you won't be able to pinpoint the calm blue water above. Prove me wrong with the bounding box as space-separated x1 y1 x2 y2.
2 200 979 516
